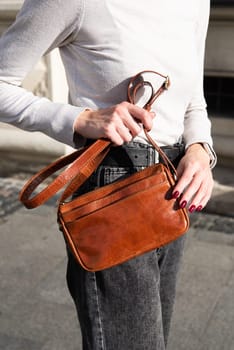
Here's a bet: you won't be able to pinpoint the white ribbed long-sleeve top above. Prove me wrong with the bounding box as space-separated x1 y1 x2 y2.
0 0 213 149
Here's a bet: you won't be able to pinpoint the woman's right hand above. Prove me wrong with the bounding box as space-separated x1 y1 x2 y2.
73 102 155 146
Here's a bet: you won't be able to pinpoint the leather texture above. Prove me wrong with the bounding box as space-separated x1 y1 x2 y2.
19 132 189 272
59 161 189 271
19 70 190 271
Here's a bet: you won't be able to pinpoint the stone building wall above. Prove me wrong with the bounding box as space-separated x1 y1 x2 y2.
0 1 68 162
205 5 234 165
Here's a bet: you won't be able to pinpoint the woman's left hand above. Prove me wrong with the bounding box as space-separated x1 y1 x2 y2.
172 143 214 213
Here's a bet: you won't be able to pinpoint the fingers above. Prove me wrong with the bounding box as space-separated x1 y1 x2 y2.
74 102 155 145
125 102 155 131
172 147 214 213
176 171 213 213
112 102 143 140
110 102 154 140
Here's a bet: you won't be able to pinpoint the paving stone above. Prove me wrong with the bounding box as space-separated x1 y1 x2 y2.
0 176 58 219
0 209 66 309
41 335 82 350
37 259 72 306
0 178 24 217
168 259 231 349
182 233 234 271
191 212 234 234
199 271 234 350
0 299 80 346
0 333 43 350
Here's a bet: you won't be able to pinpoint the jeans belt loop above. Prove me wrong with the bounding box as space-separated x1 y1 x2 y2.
151 147 159 165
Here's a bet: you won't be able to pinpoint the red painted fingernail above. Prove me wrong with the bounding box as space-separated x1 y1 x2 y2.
180 200 187 209
172 191 180 199
196 205 203 212
189 205 196 213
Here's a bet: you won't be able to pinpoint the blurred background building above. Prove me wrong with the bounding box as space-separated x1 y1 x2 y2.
0 0 234 166
0 0 69 165
205 0 234 166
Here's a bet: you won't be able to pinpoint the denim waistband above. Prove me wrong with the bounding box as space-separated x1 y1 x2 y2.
73 141 185 195
101 141 185 168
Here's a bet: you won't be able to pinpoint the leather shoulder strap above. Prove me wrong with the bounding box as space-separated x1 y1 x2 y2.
144 129 177 178
19 139 111 209
20 134 177 209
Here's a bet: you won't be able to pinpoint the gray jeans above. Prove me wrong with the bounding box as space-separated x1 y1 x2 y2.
66 142 186 350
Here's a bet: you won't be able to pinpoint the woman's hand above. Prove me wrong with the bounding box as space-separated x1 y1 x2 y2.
172 143 214 213
73 102 155 146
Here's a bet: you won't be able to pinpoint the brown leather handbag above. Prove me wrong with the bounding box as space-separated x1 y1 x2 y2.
19 70 190 271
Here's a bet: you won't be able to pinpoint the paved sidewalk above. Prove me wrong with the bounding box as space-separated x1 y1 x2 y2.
0 165 234 350
205 166 234 218
168 217 234 350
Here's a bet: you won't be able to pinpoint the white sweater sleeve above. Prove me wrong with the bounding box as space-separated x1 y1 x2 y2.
0 0 84 147
183 0 213 148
